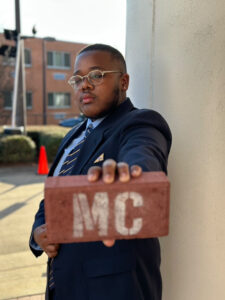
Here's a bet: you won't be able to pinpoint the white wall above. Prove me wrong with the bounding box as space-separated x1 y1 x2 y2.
126 1 225 299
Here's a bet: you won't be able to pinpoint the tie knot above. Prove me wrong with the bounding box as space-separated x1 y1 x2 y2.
85 124 93 138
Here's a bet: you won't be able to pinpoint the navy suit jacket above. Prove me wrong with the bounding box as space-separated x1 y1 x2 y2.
30 98 172 300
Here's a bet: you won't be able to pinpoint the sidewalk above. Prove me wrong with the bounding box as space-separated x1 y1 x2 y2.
7 294 44 300
0 165 46 300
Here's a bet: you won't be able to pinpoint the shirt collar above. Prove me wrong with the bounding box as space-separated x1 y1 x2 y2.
86 116 106 130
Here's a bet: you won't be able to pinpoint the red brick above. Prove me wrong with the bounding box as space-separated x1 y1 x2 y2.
45 172 170 243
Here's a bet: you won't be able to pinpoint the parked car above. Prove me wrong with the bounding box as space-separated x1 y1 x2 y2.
59 115 85 127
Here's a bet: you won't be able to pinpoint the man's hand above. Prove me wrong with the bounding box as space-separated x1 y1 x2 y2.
87 159 142 247
33 224 60 258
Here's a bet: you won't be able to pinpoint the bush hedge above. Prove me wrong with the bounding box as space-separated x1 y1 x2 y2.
27 130 41 155
0 126 70 164
39 132 65 162
0 135 36 163
27 126 69 162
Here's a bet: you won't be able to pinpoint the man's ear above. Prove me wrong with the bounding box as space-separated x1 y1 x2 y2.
120 73 129 91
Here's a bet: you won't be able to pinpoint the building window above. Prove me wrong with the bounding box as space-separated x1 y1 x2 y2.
3 91 12 109
48 93 71 108
25 48 32 66
3 91 32 109
47 51 70 69
2 49 31 66
26 91 32 109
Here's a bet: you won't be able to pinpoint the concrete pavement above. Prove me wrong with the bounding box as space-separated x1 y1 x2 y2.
7 294 44 300
0 165 47 300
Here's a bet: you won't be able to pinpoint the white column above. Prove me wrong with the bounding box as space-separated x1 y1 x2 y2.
126 1 225 300
126 0 155 108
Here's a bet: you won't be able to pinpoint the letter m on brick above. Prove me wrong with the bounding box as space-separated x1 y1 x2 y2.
73 193 109 238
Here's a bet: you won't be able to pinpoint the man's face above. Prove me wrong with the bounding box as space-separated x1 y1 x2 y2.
73 50 129 119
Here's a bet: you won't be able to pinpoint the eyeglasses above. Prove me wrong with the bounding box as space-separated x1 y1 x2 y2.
68 70 122 90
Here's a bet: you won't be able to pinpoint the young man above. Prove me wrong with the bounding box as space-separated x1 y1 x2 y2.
30 44 172 300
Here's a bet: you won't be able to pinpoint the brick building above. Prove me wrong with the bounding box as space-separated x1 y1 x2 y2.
0 33 87 125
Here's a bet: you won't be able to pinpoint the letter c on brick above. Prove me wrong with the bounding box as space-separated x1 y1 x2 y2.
115 192 143 235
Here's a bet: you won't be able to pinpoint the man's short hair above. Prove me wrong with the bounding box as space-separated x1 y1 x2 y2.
77 43 127 73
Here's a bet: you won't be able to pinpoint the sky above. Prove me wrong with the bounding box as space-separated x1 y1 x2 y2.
0 0 126 54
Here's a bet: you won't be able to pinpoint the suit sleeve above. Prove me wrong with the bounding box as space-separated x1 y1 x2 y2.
118 110 172 173
29 199 45 257
29 123 87 257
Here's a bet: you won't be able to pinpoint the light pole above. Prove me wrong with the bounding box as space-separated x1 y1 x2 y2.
11 0 27 133
15 0 21 33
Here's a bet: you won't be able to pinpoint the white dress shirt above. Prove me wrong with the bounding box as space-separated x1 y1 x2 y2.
53 117 105 176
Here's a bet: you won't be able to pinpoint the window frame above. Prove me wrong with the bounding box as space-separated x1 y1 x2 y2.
47 51 71 69
47 92 71 109
2 48 32 67
26 91 33 109
3 91 13 110
24 48 32 67
3 91 33 110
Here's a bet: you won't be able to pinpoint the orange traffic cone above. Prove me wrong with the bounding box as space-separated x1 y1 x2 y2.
37 146 49 175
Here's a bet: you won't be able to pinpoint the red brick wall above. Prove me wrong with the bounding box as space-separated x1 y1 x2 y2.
0 34 87 125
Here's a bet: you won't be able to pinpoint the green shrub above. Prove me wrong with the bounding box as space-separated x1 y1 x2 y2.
27 126 69 162
39 132 65 162
27 131 41 152
0 126 69 164
0 135 36 163
27 131 41 162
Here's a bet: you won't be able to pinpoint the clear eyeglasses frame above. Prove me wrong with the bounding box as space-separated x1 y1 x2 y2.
68 70 122 90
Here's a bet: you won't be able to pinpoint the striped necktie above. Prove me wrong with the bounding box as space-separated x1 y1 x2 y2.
58 123 93 176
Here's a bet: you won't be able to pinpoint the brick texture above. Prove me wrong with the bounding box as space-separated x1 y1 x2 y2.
0 33 87 125
45 172 170 243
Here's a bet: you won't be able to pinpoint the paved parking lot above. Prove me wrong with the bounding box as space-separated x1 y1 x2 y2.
0 165 47 300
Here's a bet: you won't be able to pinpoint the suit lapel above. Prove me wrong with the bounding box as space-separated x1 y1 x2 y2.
48 120 87 176
72 127 104 174
71 98 135 174
49 98 135 176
